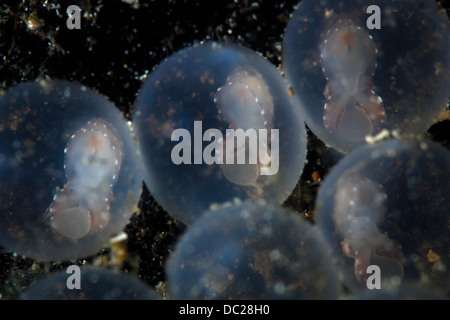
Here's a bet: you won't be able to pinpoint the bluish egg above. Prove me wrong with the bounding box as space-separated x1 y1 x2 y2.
19 266 159 300
283 0 450 152
0 79 142 261
133 42 307 224
314 138 450 296
166 200 339 299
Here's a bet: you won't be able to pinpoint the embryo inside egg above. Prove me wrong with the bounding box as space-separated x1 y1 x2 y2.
0 80 142 261
315 139 450 295
45 118 123 240
320 19 385 142
133 42 307 225
283 0 450 153
214 66 275 186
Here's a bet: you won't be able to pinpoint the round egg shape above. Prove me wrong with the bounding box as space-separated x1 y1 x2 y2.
133 42 307 224
19 266 159 300
314 139 450 297
283 0 450 153
166 201 340 300
0 80 142 261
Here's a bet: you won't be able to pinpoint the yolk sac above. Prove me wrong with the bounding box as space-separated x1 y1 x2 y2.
19 266 160 300
314 138 450 296
133 42 307 225
283 0 450 153
0 80 142 261
166 200 340 300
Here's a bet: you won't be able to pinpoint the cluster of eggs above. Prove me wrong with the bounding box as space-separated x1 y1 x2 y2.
0 0 448 299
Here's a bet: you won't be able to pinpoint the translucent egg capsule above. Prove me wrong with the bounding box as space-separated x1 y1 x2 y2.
314 139 450 296
133 42 307 224
283 0 450 152
166 201 340 300
19 266 159 300
0 80 142 261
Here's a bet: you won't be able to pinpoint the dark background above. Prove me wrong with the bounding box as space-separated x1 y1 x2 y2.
0 0 448 300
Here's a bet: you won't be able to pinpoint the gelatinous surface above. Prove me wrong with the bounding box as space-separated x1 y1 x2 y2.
166 201 339 299
19 266 159 300
133 42 307 224
283 0 450 152
0 80 142 261
315 139 450 295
